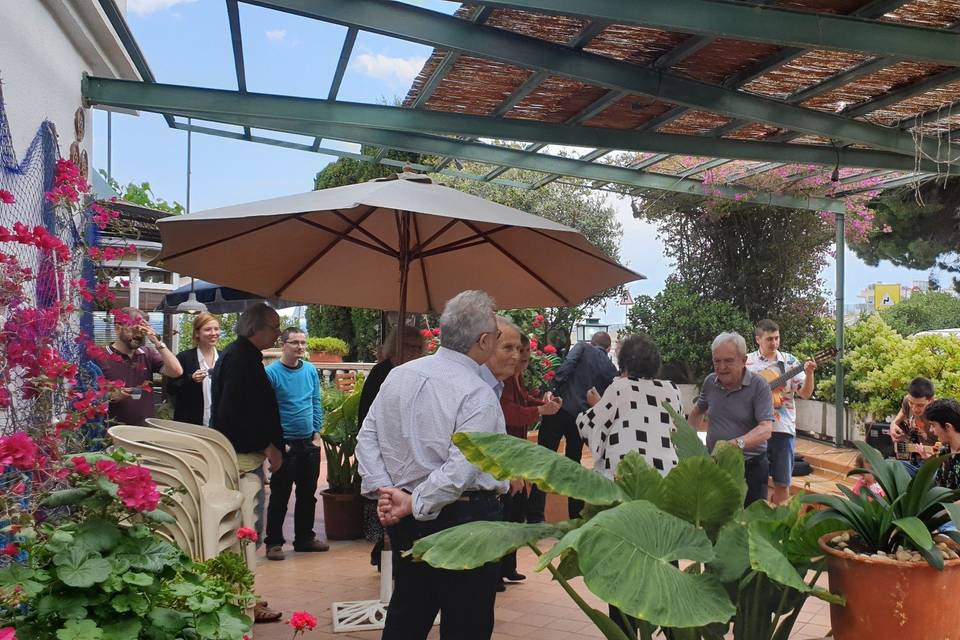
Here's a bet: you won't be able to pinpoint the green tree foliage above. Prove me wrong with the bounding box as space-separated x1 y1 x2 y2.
350 307 381 362
313 147 420 191
879 291 960 336
306 304 354 351
626 278 753 383
98 170 185 214
851 180 960 290
627 193 832 348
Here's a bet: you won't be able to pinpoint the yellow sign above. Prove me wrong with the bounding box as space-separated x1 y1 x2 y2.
873 284 901 310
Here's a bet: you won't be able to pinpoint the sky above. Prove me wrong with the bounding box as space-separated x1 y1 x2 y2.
93 0 935 324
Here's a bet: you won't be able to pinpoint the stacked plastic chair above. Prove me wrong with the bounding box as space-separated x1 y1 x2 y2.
146 418 262 569
107 425 244 561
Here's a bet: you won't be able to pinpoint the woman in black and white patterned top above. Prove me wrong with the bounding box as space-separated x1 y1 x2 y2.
576 334 682 479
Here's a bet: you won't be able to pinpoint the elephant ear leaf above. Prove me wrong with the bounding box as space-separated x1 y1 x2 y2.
453 432 626 506
411 522 562 570
664 402 709 460
659 457 742 533
615 452 664 503
539 500 735 629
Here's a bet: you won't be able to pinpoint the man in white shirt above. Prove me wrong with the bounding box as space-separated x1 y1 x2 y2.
356 290 508 640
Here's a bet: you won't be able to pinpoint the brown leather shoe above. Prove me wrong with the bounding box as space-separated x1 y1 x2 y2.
266 545 285 561
294 539 330 552
254 602 282 623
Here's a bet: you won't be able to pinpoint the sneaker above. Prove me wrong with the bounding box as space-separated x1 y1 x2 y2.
266 545 285 561
293 539 330 552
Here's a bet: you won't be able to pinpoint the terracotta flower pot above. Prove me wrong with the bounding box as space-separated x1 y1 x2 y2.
818 532 960 640
320 490 363 540
309 352 343 363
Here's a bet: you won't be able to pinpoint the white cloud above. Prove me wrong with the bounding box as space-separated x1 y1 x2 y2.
127 0 197 17
352 53 426 84
265 29 287 43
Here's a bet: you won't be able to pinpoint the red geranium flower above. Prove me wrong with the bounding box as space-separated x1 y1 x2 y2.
0 433 38 470
544 370 556 381
287 611 318 634
236 527 258 542
543 344 557 354
0 626 16 640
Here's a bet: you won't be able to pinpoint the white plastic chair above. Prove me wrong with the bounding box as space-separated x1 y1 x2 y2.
146 418 262 569
109 425 244 560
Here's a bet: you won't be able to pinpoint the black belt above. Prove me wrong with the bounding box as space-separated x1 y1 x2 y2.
458 490 498 502
285 437 315 446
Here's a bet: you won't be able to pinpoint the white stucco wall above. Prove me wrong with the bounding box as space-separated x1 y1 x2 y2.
0 0 139 164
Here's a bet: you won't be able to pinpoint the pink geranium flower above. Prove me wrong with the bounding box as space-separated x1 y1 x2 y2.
236 527 258 542
0 626 17 640
112 464 161 512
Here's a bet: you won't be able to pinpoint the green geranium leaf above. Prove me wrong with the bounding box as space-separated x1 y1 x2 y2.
38 593 88 619
217 605 253 639
412 522 560 569
120 537 184 572
102 620 142 640
194 612 219 637
615 452 664 502
148 607 187 633
144 508 177 524
659 456 742 532
41 488 94 508
664 402 709 460
54 548 112 588
111 591 148 614
0 565 47 598
453 432 626 506
540 500 734 628
56 619 103 640
76 518 122 554
122 572 154 587
167 582 202 597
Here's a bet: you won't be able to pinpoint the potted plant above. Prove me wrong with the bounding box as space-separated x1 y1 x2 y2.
319 378 365 539
410 406 842 640
307 336 349 363
803 441 960 639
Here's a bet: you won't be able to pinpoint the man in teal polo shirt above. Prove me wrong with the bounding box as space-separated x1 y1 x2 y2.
688 332 774 505
264 328 330 559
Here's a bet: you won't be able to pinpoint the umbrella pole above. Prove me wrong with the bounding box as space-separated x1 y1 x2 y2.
396 211 411 361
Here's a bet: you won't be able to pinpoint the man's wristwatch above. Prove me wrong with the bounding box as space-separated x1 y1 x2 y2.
735 437 746 450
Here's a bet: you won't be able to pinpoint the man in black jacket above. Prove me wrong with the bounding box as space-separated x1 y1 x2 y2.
528 332 618 520
210 303 285 623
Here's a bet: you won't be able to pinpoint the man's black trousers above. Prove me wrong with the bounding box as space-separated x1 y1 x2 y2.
265 439 321 548
383 493 502 640
528 409 584 521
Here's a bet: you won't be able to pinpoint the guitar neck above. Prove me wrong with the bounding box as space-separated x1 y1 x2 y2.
768 364 804 390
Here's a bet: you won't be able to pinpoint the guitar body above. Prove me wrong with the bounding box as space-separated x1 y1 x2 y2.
757 348 837 409
757 368 789 408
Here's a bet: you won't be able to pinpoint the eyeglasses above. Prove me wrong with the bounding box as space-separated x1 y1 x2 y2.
285 340 307 347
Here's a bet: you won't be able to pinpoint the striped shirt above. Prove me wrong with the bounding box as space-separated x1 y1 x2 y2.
356 347 509 521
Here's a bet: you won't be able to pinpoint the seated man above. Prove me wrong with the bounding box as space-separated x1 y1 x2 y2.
925 399 960 491
889 377 938 475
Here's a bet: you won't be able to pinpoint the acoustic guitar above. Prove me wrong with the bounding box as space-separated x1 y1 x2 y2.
894 414 941 461
756 347 837 408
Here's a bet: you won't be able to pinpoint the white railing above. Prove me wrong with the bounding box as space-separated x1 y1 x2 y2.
312 362 376 386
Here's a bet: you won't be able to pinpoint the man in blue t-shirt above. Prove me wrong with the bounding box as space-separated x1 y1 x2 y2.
264 328 329 559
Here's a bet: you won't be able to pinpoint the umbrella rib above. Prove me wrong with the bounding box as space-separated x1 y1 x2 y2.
409 218 459 255
159 216 290 263
330 209 396 254
527 228 637 274
459 220 570 305
295 216 397 257
411 215 435 313
418 238 489 259
276 206 382 296
414 225 511 258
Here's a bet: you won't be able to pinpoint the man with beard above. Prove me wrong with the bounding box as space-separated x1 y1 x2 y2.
98 307 182 425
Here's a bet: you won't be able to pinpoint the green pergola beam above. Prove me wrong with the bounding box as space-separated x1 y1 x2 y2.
168 120 532 189
472 0 960 67
312 26 357 151
225 0 251 140
97 96 848 211
245 0 938 160
83 77 948 173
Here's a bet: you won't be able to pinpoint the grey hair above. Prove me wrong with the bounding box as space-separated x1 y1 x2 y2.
711 332 747 356
495 315 522 338
236 303 279 338
439 290 497 354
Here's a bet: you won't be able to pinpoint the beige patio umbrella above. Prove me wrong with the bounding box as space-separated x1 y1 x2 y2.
153 173 642 318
